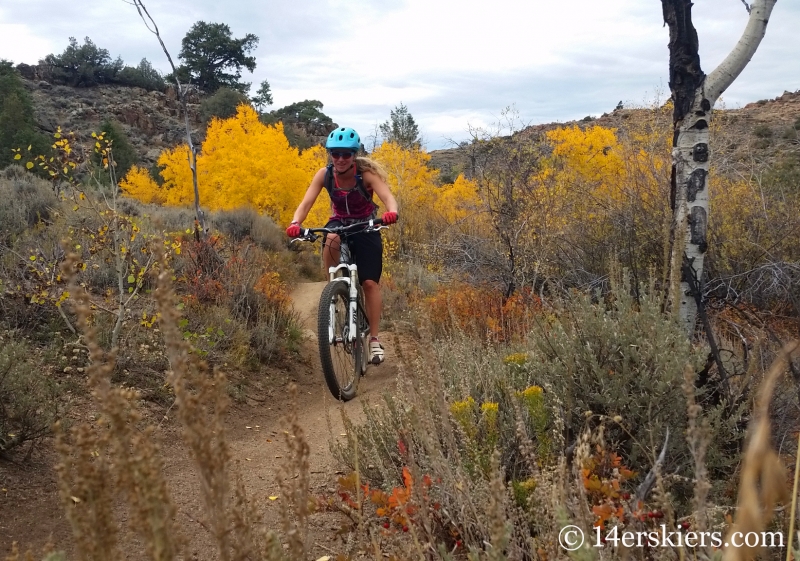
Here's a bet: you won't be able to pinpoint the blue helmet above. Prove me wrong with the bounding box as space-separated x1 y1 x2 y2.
326 127 361 152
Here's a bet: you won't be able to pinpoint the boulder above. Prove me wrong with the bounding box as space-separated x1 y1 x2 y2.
16 63 38 80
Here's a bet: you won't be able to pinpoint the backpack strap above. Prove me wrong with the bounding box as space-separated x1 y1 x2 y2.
323 163 335 197
353 170 373 204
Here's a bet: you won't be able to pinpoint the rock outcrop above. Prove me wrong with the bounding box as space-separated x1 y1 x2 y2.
22 77 203 168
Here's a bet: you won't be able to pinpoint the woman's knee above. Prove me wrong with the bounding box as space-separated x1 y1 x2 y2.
325 233 340 249
362 279 379 292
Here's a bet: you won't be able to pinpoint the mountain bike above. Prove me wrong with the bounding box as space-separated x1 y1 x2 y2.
292 218 387 401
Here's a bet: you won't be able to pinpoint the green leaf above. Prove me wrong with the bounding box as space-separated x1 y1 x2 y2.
216 329 225 337
25 162 33 170
128 287 133 293
127 275 135 284
178 319 189 328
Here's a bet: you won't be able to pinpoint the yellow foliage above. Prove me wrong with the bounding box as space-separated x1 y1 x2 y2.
157 143 196 206
546 125 625 206
449 396 477 438
503 353 529 367
119 165 164 204
131 105 328 226
371 141 439 210
371 143 488 261
710 172 800 274
434 174 484 225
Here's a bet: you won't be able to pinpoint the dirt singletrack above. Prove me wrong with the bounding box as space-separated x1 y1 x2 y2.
0 281 416 558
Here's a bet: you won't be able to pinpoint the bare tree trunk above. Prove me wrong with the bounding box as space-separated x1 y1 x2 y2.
131 0 207 237
663 0 777 335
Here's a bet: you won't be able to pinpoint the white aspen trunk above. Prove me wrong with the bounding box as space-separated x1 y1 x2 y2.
669 0 777 335
706 0 778 102
671 88 712 333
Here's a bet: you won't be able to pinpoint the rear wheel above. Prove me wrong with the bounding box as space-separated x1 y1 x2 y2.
318 280 362 401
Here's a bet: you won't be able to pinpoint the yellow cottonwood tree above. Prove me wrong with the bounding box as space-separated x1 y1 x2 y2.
371 141 441 252
122 105 328 226
119 165 165 204
434 174 483 226
538 118 672 283
545 125 625 208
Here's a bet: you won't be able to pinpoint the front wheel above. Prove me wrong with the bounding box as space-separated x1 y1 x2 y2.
318 281 363 401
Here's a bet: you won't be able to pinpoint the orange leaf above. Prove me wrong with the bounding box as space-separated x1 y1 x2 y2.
402 466 413 490
370 489 388 506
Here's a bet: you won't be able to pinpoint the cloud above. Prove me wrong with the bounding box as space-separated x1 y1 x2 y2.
1 0 798 150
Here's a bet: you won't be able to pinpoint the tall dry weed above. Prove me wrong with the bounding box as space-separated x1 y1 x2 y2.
50 249 312 560
276 384 311 559
56 253 180 560
722 341 799 561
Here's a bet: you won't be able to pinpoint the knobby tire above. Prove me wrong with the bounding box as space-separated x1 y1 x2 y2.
317 280 365 401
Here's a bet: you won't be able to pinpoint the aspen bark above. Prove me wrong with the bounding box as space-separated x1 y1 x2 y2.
663 0 777 335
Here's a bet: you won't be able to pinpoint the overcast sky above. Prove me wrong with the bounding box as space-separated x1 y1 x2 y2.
1 0 798 150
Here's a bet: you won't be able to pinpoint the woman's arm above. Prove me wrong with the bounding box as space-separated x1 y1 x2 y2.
290 168 326 224
364 171 398 214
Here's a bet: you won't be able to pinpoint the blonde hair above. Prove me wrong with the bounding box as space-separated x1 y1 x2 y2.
354 156 388 183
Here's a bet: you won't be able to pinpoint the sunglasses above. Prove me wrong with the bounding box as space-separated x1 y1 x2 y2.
330 151 354 160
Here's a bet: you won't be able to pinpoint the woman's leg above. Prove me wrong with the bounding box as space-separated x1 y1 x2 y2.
362 279 381 338
323 233 340 271
352 230 384 363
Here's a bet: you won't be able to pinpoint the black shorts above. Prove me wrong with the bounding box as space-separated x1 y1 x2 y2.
324 219 383 284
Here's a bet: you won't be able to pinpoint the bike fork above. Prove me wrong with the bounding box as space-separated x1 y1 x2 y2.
326 265 360 346
348 266 359 342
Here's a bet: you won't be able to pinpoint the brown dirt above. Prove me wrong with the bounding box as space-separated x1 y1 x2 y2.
0 281 417 559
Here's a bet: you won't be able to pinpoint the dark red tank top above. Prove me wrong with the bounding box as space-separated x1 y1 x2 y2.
327 166 377 221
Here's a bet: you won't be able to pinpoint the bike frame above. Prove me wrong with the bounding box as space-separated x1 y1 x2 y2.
293 218 384 347
326 239 360 346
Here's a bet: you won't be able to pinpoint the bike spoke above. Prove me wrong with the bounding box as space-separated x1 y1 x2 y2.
329 294 356 394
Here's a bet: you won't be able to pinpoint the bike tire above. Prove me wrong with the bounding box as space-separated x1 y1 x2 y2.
318 280 362 401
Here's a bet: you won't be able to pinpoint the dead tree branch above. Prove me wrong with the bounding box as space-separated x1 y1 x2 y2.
129 0 207 237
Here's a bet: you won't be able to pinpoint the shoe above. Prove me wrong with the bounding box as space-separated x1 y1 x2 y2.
369 337 384 365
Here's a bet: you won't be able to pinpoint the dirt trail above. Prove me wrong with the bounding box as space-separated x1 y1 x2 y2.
1 282 413 559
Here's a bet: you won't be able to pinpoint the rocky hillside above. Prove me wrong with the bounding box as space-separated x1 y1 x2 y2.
20 73 800 180
429 89 800 179
22 76 203 169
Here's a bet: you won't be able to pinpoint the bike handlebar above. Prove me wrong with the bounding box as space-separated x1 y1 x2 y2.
290 217 392 242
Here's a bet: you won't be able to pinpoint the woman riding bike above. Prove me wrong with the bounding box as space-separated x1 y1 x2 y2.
287 127 398 365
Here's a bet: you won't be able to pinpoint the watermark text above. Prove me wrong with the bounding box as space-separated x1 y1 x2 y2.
557 525 784 550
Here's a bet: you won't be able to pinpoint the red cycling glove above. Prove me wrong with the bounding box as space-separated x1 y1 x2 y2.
381 211 398 225
286 222 301 237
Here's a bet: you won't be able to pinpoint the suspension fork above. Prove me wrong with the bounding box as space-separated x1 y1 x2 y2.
325 264 359 345
348 264 359 342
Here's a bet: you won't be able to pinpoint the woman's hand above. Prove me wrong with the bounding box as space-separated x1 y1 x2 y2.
286 222 302 237
381 211 398 225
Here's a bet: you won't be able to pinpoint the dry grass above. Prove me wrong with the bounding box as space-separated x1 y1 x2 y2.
34 249 313 560
331 273 800 560
723 341 799 561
